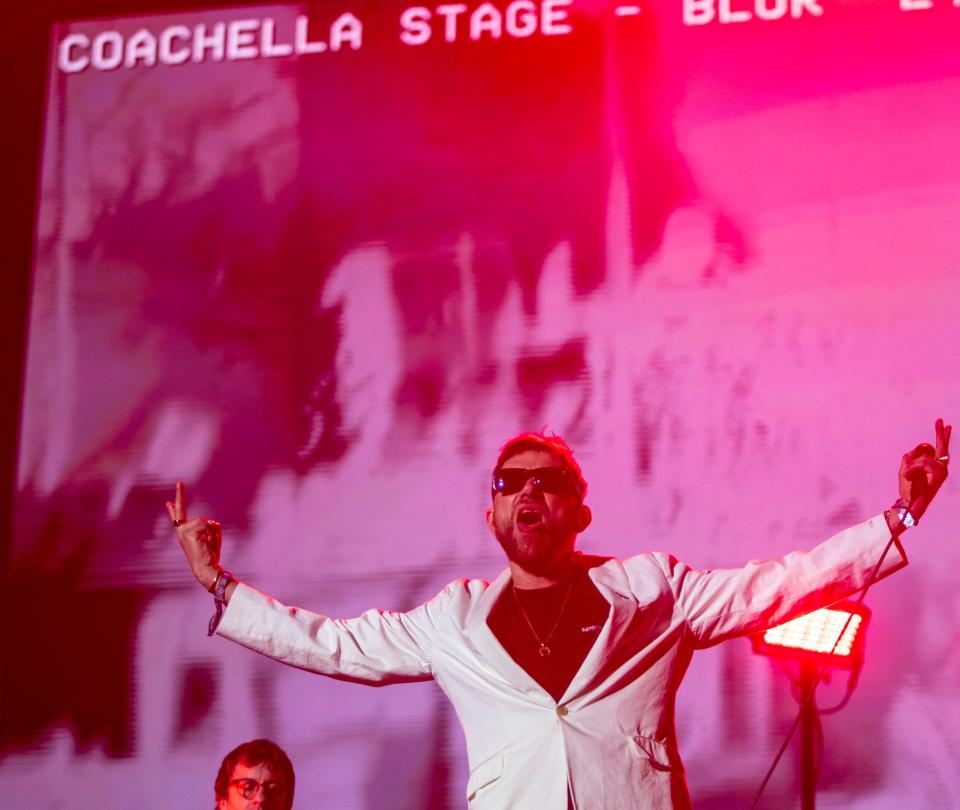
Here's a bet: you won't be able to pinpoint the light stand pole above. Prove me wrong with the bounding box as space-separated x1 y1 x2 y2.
798 660 818 810
751 601 871 810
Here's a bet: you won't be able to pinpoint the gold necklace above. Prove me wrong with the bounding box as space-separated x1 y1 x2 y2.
511 579 574 658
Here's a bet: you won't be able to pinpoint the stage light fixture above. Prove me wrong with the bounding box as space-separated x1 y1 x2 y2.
751 600 873 810
751 601 870 667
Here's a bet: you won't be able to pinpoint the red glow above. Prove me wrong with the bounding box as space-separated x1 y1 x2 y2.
752 602 870 667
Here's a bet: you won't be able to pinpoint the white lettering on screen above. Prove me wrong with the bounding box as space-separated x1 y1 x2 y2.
58 33 90 73
683 0 822 24
227 19 260 60
56 4 576 73
56 14 364 73
91 31 123 70
399 0 573 45
158 26 191 64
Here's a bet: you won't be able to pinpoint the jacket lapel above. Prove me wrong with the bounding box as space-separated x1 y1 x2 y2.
462 568 552 698
560 558 638 702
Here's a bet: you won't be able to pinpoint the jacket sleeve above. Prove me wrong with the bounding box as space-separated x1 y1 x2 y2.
656 513 907 648
215 580 460 685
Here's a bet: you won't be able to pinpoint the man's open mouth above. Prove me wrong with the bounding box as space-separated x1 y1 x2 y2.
516 506 545 530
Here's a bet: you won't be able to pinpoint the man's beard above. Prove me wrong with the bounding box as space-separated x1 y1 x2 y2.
493 520 572 577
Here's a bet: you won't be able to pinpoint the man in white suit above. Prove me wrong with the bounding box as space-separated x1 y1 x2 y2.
170 420 950 809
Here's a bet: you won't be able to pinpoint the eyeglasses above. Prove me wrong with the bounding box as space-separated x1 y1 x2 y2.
230 778 289 801
491 467 582 498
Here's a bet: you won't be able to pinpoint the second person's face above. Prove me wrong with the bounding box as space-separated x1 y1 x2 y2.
218 761 289 810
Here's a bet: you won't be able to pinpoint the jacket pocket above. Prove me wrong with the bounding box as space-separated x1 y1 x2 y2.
466 752 504 802
631 735 684 773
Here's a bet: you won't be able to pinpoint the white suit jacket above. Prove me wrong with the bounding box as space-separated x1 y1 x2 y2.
217 514 905 809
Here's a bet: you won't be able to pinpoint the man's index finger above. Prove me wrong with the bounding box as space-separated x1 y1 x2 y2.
935 419 950 457
175 480 188 521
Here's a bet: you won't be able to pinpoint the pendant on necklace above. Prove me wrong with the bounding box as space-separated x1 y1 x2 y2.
538 644 551 657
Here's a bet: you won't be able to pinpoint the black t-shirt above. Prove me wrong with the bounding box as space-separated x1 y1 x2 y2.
486 568 611 702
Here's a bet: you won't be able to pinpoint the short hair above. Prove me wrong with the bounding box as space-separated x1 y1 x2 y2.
494 431 587 497
214 738 295 810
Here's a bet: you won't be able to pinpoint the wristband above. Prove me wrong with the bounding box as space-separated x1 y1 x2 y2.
207 568 234 637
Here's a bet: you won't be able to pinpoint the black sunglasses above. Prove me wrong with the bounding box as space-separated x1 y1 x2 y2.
491 467 582 498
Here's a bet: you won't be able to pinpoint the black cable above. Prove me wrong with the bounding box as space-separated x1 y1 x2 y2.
748 529 898 809
817 667 859 715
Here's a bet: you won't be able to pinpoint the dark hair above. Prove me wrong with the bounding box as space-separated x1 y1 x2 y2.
214 738 295 809
494 431 587 497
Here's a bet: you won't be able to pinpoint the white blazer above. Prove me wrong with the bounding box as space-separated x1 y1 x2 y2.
217 514 905 809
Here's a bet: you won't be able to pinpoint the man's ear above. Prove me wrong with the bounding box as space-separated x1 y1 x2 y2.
575 504 592 533
485 505 497 536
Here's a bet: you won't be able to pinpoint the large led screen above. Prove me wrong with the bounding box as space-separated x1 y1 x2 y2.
6 0 960 806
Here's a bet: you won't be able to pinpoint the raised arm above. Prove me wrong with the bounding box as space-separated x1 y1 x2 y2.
216 581 457 685
896 416 951 525
166 480 236 601
659 514 905 648
167 481 455 684
662 418 950 647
